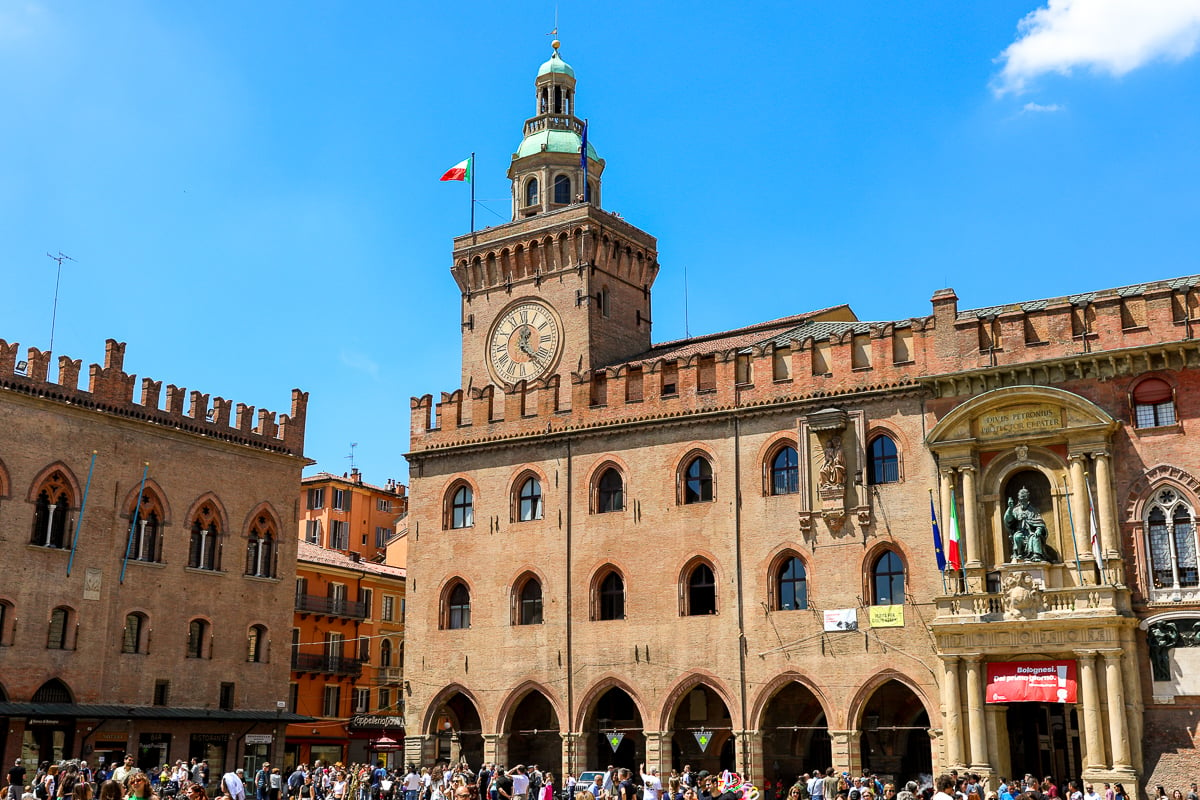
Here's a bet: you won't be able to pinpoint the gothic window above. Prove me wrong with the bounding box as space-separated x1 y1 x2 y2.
872 550 905 606
770 446 799 495
776 555 808 611
448 484 474 529
685 562 717 616
244 516 277 579
445 582 471 630
247 625 268 663
517 476 543 522
1146 488 1198 599
525 178 539 208
128 505 162 563
187 619 210 659
122 613 147 654
683 456 714 504
596 467 624 513
597 570 626 621
517 576 544 625
47 606 73 650
553 174 571 204
1133 378 1176 428
868 434 900 485
31 470 73 548
188 504 221 571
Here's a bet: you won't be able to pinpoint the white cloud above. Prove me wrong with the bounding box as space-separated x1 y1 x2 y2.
994 0 1200 94
1022 101 1064 112
339 350 381 381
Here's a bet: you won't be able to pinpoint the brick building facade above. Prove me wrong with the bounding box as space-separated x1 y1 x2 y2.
0 337 309 775
402 45 1200 793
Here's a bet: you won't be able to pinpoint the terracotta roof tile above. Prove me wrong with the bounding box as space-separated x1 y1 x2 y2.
297 541 406 579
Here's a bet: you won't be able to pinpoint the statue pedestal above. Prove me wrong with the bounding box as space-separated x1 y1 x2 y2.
998 560 1074 590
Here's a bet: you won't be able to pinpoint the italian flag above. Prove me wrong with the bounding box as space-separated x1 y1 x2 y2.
946 486 963 571
439 157 472 183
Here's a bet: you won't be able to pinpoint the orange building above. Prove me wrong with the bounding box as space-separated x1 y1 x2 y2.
286 472 407 766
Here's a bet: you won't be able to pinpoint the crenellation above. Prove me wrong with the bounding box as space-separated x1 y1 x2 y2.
57 356 82 390
189 391 210 421
235 403 255 433
140 377 162 409
0 340 17 375
211 396 232 426
27 347 51 382
166 384 187 416
87 359 136 405
254 408 277 438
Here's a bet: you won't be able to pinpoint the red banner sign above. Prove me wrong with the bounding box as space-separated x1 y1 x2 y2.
986 660 1077 703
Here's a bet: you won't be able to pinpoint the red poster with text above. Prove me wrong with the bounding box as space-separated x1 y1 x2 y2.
986 661 1077 703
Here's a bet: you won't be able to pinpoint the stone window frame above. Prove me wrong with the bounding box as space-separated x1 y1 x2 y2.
29 464 78 549
765 441 800 497
244 508 279 579
246 623 269 663
1142 484 1199 602
186 617 212 659
679 555 719 617
121 611 150 654
590 461 627 515
512 570 545 626
186 495 227 572
122 481 170 564
866 432 902 485
0 597 14 646
444 479 477 530
767 550 810 611
676 447 717 506
440 578 473 630
510 468 546 523
47 605 77 651
1130 375 1178 429
867 547 907 607
591 565 627 621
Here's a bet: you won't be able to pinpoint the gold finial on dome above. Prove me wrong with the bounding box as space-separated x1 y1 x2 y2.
552 39 561 52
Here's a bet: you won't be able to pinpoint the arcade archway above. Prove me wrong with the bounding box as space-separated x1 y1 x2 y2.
667 683 735 774
430 690 484 767
760 681 831 786
505 689 563 772
582 685 645 770
857 680 931 783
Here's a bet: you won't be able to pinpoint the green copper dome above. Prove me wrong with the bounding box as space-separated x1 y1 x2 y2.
538 51 575 79
516 129 600 161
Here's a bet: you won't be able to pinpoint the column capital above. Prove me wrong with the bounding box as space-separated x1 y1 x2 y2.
1097 648 1124 659
941 467 958 478
962 653 984 665
959 464 977 474
1091 450 1111 461
941 654 961 666
1068 452 1089 465
1073 649 1099 659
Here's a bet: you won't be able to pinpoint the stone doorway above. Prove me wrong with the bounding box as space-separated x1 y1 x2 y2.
1005 704 1081 787
858 681 931 784
506 690 563 774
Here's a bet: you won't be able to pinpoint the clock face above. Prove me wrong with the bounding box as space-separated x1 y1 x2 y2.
488 301 562 385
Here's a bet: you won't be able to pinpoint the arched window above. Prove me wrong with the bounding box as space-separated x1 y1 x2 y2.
539 88 548 114
770 446 799 495
122 613 147 654
245 516 276 578
129 508 162 563
187 619 210 659
595 286 610 317
554 86 562 114
554 175 571 204
598 570 625 620
247 625 268 663
380 639 393 668
31 470 73 548
872 550 905 606
47 606 72 650
777 556 808 611
686 562 717 616
684 456 714 504
518 477 543 522
1133 378 1176 428
868 435 900 485
446 582 471 630
596 468 624 513
518 578 544 625
188 504 221 571
31 679 72 704
449 485 474 529
0 600 13 646
1145 487 1198 599
525 178 539 208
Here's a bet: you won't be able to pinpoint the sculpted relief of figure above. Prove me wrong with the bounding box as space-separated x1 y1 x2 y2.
819 436 846 491
1002 571 1042 620
1005 486 1050 562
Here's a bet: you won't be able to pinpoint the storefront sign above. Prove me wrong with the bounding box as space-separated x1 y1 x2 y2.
978 404 1061 439
190 733 228 744
349 715 405 730
823 608 858 632
245 734 274 744
869 605 904 628
28 719 64 726
92 733 129 744
986 660 1077 703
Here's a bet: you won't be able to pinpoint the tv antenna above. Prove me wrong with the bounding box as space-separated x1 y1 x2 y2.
46 251 76 353
346 442 359 473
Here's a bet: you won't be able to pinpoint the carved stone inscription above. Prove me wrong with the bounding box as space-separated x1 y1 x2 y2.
978 404 1062 439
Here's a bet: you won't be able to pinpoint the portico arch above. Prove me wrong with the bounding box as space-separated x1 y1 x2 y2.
753 674 833 787
498 682 565 773
849 674 933 783
660 675 738 774
424 684 485 767
578 679 647 771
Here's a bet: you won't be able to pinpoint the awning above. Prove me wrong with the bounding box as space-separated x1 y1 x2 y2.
0 703 313 723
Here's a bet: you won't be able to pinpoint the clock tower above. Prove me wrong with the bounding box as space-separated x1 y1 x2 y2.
452 42 660 398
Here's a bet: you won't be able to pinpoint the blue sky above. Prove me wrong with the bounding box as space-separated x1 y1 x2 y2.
2 1 1199 485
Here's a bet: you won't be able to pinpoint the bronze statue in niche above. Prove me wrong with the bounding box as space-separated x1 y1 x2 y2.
1005 486 1050 561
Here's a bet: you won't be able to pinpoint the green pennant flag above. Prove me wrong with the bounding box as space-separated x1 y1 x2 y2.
694 730 712 752
607 732 625 752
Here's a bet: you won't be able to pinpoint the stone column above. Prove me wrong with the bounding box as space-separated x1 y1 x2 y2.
741 729 764 786
984 706 1010 785
1092 452 1118 559
983 705 1003 781
961 466 982 570
941 656 966 769
1068 455 1090 576
562 732 583 778
829 730 861 776
964 655 989 770
940 470 955 546
1100 650 1132 770
1075 650 1106 770
644 731 672 775
482 733 503 766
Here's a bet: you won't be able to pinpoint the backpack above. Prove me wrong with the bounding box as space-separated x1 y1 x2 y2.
35 784 49 800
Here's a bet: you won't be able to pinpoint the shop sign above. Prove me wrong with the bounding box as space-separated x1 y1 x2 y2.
869 605 904 628
823 608 858 632
245 735 274 745
190 733 228 744
93 733 129 744
28 719 64 726
986 660 1077 703
978 404 1061 440
349 714 405 730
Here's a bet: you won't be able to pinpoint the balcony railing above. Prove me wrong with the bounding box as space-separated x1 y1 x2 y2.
295 593 367 620
377 666 402 684
933 583 1130 624
523 115 584 137
291 652 364 677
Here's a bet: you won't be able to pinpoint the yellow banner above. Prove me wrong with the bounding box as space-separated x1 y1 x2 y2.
869 604 904 628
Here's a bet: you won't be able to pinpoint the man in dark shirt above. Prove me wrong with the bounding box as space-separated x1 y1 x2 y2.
702 775 740 800
616 770 637 800
494 770 514 800
7 761 27 800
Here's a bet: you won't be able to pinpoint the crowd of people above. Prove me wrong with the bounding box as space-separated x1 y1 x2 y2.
6 757 1197 800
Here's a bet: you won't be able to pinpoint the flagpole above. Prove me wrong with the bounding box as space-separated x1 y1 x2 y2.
120 463 149 584
470 152 476 233
1063 478 1084 585
929 489 948 595
66 450 98 577
1085 473 1108 585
